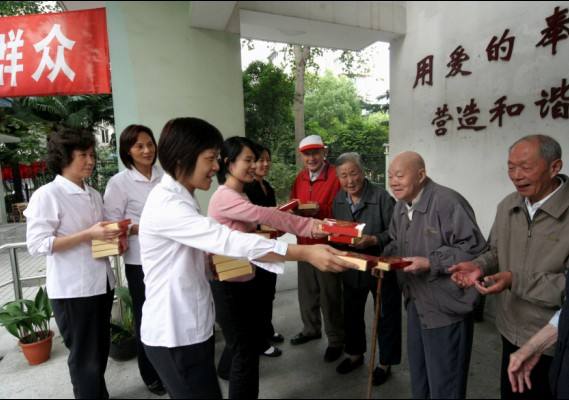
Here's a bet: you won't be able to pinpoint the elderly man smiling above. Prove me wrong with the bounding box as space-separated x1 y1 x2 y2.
385 151 487 399
450 134 569 400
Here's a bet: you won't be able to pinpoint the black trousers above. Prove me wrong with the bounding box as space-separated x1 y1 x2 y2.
144 336 222 399
343 270 402 365
51 283 114 399
254 267 277 352
125 264 162 386
501 336 553 400
211 279 262 399
407 301 473 399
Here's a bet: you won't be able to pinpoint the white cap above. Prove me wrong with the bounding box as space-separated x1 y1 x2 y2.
299 135 325 153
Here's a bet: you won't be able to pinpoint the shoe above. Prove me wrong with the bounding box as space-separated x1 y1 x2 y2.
324 346 343 362
372 366 392 386
270 333 285 343
336 356 364 374
262 346 283 358
290 332 322 345
147 381 167 396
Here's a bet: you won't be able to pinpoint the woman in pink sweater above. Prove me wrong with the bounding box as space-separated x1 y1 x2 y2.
208 136 323 399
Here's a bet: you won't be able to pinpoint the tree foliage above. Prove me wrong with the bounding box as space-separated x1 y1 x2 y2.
242 62 390 202
0 1 60 17
243 61 295 159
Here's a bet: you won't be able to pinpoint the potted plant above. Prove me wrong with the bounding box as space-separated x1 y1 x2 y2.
109 286 137 361
0 287 53 365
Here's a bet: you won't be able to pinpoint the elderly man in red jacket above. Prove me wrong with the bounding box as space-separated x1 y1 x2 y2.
290 135 344 362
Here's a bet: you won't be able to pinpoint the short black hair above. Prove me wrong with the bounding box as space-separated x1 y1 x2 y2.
119 124 157 169
158 117 224 180
47 127 96 175
217 136 260 184
251 142 271 160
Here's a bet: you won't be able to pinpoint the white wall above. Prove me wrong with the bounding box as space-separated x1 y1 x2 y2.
390 1 569 236
105 1 245 210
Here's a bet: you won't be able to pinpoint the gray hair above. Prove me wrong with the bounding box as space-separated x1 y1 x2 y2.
336 152 364 171
509 134 562 164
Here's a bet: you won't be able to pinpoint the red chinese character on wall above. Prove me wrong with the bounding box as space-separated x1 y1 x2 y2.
456 99 486 131
536 6 569 55
486 29 516 61
413 55 434 88
535 78 569 119
489 96 525 127
446 45 472 78
431 104 453 136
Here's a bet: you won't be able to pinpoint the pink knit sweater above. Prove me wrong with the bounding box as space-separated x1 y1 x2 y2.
208 184 314 282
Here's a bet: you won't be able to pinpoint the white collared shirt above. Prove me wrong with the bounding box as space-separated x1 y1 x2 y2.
309 164 325 182
24 175 115 299
103 165 163 265
549 310 560 328
139 174 288 348
405 188 424 221
525 177 565 220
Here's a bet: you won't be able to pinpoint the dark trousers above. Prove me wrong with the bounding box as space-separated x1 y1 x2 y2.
297 261 344 346
254 267 277 352
212 279 262 399
343 270 401 365
125 264 162 386
144 336 221 399
51 283 114 399
501 336 553 400
407 301 473 399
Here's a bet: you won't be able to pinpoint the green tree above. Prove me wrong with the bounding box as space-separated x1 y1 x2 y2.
243 61 295 160
305 70 361 131
0 1 60 16
303 72 389 185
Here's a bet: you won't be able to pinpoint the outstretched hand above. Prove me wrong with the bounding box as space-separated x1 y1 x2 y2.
473 271 512 295
402 256 430 274
306 245 359 273
449 261 483 288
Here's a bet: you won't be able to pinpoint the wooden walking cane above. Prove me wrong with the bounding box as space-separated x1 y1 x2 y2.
367 268 384 399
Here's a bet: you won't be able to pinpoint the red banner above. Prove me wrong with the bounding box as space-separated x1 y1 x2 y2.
0 8 111 97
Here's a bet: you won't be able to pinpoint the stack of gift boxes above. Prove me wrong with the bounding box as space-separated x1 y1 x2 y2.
322 219 412 273
211 255 253 281
323 219 366 247
92 219 131 259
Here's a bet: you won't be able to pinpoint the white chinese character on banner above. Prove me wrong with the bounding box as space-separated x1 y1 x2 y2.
0 29 24 87
32 24 76 82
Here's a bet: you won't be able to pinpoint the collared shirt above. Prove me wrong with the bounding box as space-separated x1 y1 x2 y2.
550 310 561 327
139 173 288 348
309 164 325 182
346 191 364 215
103 165 163 265
24 175 115 299
405 188 424 221
525 177 565 220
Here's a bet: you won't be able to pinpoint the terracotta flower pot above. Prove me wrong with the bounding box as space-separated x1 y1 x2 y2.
19 330 53 366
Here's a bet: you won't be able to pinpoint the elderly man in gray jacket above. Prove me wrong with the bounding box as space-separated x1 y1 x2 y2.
451 134 568 399
385 151 487 399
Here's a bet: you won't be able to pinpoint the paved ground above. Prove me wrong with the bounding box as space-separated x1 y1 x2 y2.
0 232 502 399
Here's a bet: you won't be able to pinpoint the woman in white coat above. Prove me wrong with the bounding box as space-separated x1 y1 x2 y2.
25 128 121 399
103 125 165 396
138 117 355 399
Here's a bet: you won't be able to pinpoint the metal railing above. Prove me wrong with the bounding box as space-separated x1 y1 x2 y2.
0 242 45 303
0 242 124 304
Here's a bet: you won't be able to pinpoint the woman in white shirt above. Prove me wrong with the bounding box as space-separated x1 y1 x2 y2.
138 117 354 399
103 125 165 396
24 128 121 399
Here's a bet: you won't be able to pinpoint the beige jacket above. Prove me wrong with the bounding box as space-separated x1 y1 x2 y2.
474 175 569 355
